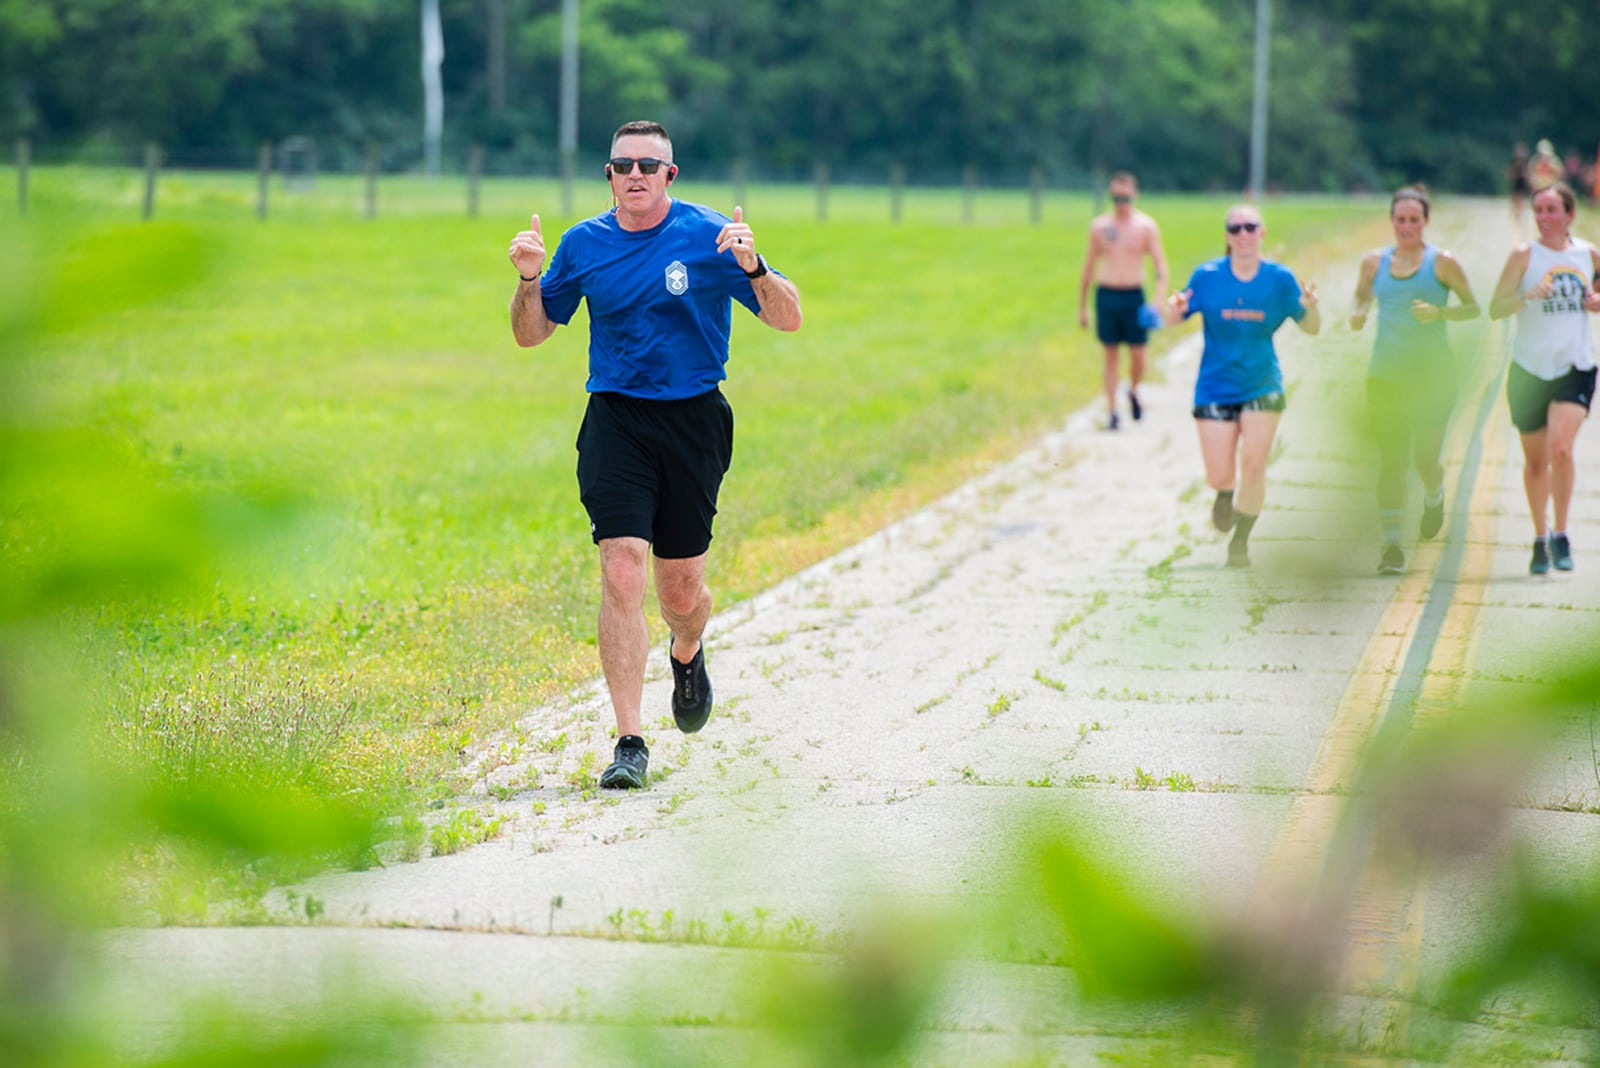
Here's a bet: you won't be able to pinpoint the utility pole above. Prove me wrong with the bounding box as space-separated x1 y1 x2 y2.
486 0 507 115
560 0 579 215
1247 0 1270 199
422 0 445 176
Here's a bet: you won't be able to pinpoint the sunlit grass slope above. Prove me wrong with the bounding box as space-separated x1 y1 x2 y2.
6 166 1382 815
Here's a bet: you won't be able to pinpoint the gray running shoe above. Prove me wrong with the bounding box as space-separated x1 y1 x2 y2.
1226 544 1250 568
1420 496 1444 540
670 640 713 734
1105 411 1121 431
600 736 649 789
1378 544 1405 575
1530 539 1551 575
1212 491 1235 533
1551 533 1573 571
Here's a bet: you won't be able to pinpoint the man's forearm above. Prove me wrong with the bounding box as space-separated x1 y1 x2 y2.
753 273 803 332
510 278 556 347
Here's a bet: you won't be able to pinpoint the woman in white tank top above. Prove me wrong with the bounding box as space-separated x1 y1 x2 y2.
1488 182 1600 574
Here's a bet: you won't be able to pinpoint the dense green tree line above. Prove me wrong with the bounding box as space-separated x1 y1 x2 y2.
2 0 1596 191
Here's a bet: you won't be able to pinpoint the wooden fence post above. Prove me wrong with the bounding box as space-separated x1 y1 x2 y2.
1029 166 1043 225
364 142 378 219
16 138 29 217
814 161 829 223
962 164 976 224
257 141 272 220
468 143 484 217
142 141 161 220
560 148 574 217
890 162 905 223
732 157 748 211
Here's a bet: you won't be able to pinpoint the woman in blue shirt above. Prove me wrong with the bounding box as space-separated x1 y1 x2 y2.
1349 186 1479 575
1169 204 1321 567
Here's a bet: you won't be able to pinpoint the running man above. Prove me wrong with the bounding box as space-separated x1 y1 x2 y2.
1488 182 1600 574
1167 203 1320 568
1349 186 1480 575
1507 143 1531 223
508 120 803 788
1078 171 1169 429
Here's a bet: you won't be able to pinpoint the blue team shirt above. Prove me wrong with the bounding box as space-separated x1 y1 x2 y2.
1182 257 1307 406
539 200 776 400
1369 243 1451 380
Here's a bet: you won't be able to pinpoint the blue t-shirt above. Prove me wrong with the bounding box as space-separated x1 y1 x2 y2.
1182 257 1307 406
540 200 776 400
1369 243 1451 380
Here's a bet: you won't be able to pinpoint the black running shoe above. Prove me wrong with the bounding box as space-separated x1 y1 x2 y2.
600 735 649 789
1128 390 1143 421
1105 411 1120 431
1212 491 1235 533
1530 539 1551 575
1378 544 1405 575
1226 544 1250 568
1420 496 1444 540
670 640 713 734
1551 533 1573 571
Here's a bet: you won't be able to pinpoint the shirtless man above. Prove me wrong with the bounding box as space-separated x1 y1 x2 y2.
1078 172 1169 429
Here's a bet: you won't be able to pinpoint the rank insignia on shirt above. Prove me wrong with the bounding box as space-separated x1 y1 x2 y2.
665 260 688 296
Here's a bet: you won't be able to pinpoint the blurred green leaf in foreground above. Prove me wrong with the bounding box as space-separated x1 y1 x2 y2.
0 215 424 1067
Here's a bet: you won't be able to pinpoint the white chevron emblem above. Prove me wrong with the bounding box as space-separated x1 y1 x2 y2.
665 260 688 296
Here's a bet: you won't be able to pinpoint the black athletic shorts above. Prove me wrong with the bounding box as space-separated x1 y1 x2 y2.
1192 391 1286 421
1366 372 1456 454
1095 285 1149 347
575 388 734 559
1507 363 1596 434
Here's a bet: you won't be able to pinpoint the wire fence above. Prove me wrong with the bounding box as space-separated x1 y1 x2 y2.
7 136 1132 226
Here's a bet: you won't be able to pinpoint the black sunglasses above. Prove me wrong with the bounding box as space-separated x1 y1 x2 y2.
1225 221 1261 234
609 156 670 175
1111 194 1133 204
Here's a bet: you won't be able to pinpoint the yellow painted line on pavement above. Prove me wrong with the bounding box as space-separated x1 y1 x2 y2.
1248 315 1511 1042
1337 371 1508 1047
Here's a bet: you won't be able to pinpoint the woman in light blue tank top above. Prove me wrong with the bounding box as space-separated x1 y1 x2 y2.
1348 186 1479 574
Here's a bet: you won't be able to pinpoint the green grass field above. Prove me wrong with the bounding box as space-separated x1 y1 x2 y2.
4 166 1385 829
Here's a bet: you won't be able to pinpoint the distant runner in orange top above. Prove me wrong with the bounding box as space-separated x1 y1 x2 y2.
1078 171 1169 430
1528 138 1563 194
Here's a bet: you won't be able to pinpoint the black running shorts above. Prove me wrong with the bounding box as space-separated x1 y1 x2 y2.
1191 391 1287 421
575 388 734 559
1366 373 1456 459
1095 286 1149 347
1507 363 1596 434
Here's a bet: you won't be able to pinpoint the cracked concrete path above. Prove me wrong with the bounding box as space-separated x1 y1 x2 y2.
98 200 1600 1065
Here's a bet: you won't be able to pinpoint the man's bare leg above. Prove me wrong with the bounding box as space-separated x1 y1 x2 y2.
1127 344 1147 419
1102 345 1122 427
597 536 652 737
656 552 715 733
655 553 711 663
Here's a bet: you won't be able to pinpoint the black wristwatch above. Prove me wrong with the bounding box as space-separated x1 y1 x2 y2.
742 255 768 280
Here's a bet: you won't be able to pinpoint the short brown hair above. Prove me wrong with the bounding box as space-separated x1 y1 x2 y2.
1109 171 1138 189
612 120 672 155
